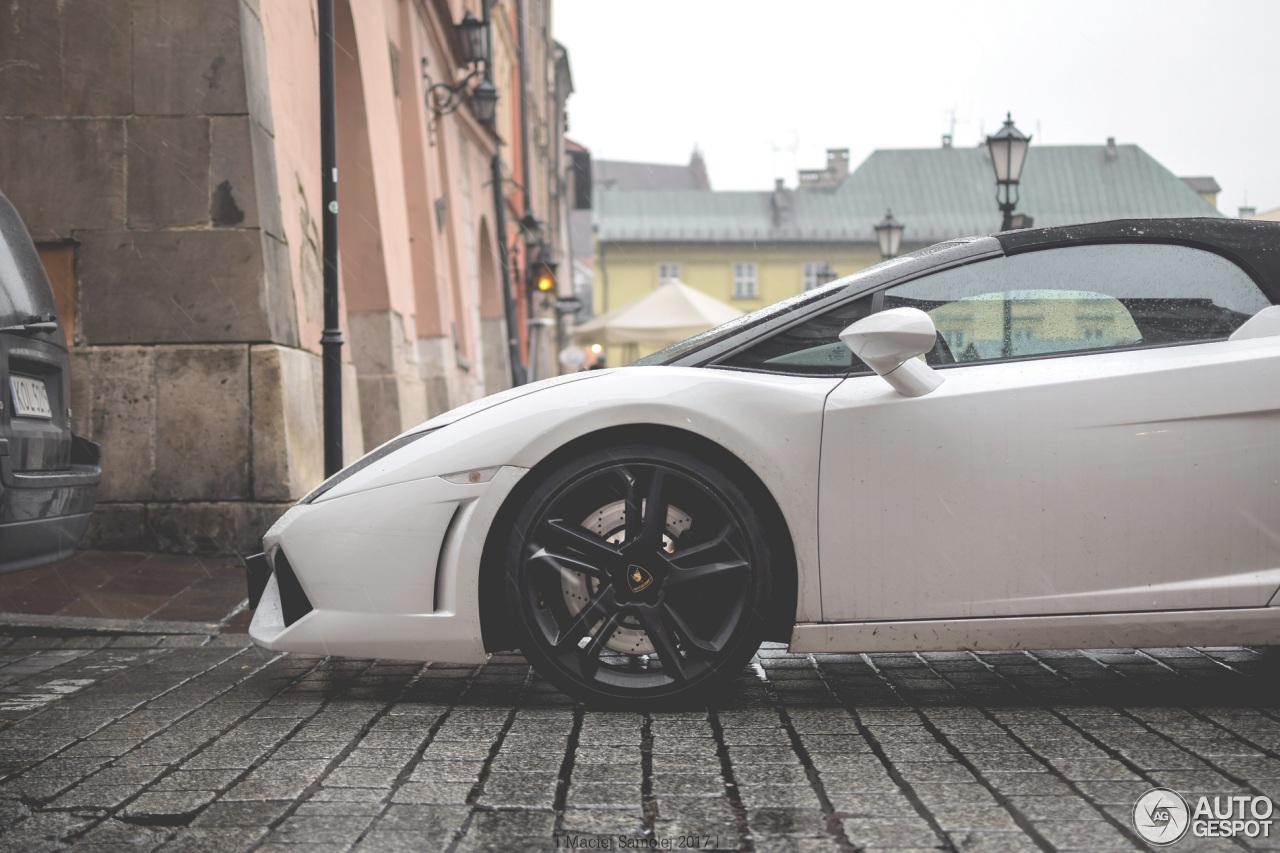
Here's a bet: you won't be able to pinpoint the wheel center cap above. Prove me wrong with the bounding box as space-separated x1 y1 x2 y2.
626 564 655 594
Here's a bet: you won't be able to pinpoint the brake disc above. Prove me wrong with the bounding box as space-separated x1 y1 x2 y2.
561 499 692 655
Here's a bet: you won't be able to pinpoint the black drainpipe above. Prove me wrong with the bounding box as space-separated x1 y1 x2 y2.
492 155 526 387
516 0 533 220
515 0 538 380
319 0 343 476
485 0 525 388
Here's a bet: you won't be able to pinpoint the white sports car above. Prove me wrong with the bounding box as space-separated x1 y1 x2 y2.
245 218 1280 706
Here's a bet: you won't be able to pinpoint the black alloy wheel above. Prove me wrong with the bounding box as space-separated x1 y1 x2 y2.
505 444 772 706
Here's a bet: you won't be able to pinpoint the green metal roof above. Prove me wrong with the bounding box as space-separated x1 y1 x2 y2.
596 143 1223 245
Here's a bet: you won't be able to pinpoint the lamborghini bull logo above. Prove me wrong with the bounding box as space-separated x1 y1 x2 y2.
627 564 654 593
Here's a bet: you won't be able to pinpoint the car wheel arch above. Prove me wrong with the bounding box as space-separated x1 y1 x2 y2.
478 422 799 653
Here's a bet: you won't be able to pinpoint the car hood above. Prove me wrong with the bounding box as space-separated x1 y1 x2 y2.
315 364 837 506
411 369 613 433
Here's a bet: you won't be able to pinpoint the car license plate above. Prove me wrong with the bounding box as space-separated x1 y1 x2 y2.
9 374 52 419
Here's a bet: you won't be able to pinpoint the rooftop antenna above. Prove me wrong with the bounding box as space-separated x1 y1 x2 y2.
942 107 964 148
769 129 799 185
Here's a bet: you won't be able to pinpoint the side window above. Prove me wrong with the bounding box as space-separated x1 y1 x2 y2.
883 244 1269 364
717 295 875 375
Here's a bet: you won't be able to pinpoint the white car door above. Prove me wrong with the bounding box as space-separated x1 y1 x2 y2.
818 243 1280 622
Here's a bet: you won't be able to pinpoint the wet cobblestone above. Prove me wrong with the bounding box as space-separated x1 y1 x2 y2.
0 635 1278 849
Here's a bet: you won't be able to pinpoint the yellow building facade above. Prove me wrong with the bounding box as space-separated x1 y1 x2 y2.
594 242 886 362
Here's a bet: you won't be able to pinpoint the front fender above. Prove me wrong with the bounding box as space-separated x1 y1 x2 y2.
317 367 841 622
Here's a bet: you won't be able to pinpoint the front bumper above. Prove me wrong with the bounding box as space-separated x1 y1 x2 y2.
243 465 527 664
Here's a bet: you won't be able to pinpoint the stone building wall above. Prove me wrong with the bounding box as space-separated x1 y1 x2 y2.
1 0 315 553
0 0 519 554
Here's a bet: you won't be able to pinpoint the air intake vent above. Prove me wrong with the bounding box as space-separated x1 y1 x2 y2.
433 505 466 612
274 549 314 626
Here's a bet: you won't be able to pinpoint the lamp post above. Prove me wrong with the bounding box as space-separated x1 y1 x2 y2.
874 209 905 260
985 112 1032 231
319 0 342 476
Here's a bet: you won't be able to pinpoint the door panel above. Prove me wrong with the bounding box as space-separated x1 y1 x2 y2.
818 338 1280 621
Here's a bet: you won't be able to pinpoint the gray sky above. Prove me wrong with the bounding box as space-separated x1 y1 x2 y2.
552 0 1280 215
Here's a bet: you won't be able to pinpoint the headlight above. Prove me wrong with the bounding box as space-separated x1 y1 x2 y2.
299 428 439 504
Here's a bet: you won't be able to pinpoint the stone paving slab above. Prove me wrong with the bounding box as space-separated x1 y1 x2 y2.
0 551 249 629
1 636 1279 849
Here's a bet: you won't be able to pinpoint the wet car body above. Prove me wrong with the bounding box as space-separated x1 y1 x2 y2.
244 217 1280 705
0 190 101 572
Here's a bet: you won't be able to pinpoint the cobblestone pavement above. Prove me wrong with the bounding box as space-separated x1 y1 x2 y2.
1 635 1279 851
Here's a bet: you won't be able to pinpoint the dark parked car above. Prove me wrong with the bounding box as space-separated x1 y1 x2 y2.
0 190 101 572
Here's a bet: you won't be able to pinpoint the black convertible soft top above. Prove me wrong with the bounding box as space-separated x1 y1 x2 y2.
997 217 1280 303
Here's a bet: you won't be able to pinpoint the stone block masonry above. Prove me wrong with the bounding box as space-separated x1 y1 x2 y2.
0 0 343 554
78 231 277 345
70 344 318 554
0 119 127 237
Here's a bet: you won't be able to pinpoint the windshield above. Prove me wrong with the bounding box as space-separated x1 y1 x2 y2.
632 254 914 366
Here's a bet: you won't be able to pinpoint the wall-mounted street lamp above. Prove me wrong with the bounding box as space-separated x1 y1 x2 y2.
874 209 905 260
520 214 555 298
518 212 547 244
421 8 497 125
530 259 557 294
467 80 498 125
985 112 1032 231
456 11 489 64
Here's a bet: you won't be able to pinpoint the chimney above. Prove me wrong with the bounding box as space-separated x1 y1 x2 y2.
826 148 849 182
689 146 710 190
941 134 953 148
772 179 791 227
1105 136 1118 160
1239 206 1257 219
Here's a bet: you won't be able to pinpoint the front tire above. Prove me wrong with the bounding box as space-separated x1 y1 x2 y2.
505 443 772 707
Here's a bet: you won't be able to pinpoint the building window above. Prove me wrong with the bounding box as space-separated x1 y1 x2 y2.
803 261 834 291
732 262 758 299
657 262 681 284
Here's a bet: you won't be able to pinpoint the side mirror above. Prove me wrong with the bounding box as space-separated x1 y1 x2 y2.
1229 305 1280 341
840 307 944 397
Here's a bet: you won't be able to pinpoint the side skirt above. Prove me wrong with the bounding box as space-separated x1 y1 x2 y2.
790 606 1280 653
